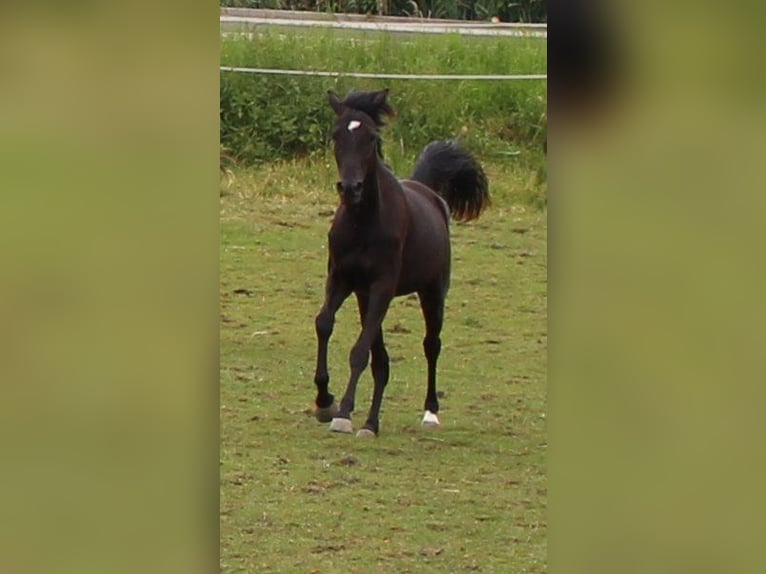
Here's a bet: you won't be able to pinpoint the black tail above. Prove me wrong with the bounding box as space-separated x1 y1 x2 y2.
410 140 489 222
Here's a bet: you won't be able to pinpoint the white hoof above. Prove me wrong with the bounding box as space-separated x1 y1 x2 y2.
422 410 441 429
356 428 376 439
329 417 353 434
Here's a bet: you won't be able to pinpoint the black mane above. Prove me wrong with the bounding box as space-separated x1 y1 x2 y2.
340 89 395 128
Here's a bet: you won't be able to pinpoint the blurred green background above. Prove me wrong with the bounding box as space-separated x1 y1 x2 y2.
3 1 766 573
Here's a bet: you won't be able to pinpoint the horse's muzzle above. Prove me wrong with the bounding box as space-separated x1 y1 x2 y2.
337 180 363 206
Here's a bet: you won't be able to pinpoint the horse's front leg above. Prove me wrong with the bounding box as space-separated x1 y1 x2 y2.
313 271 351 422
330 279 395 436
354 293 390 438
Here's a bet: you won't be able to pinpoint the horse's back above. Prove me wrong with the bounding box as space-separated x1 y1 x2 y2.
400 179 450 227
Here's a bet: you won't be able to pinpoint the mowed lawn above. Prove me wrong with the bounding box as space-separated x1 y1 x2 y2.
220 156 547 573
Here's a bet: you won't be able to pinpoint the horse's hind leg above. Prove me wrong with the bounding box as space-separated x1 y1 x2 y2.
418 286 445 428
313 273 351 422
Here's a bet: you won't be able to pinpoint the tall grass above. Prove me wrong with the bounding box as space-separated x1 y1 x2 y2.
220 28 547 176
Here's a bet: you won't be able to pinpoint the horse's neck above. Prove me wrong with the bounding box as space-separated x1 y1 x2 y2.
358 166 378 213
350 160 398 225
372 158 401 202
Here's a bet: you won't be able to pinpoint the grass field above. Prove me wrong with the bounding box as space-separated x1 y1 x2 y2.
220 152 547 572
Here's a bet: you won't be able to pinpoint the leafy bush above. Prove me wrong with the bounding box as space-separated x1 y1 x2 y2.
220 29 547 170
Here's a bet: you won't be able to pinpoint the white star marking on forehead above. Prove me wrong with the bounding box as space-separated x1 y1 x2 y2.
347 120 361 132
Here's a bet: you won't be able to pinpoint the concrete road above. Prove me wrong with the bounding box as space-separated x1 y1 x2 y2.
220 7 547 38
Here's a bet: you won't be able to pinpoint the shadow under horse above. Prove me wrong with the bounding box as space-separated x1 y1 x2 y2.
313 88 489 437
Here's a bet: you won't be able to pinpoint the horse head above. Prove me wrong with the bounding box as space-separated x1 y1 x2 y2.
328 89 394 209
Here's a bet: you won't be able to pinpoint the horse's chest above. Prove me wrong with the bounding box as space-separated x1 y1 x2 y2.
330 234 398 283
334 243 376 274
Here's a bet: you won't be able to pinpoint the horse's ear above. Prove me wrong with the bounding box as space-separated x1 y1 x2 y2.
374 88 390 106
327 91 344 116
373 88 394 119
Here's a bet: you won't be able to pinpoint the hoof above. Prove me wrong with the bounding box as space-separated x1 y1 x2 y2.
356 428 377 439
315 403 338 423
329 417 353 434
422 410 441 429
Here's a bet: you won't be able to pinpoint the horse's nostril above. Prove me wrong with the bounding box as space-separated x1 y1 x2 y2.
339 181 363 195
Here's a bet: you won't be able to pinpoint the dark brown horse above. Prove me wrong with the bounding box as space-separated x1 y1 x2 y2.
313 89 489 437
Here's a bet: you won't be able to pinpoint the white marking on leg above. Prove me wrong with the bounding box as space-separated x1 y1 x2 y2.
422 410 440 428
347 120 361 132
329 417 353 433
356 428 376 439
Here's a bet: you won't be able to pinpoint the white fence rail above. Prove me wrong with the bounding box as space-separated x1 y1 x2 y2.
220 66 546 81
220 8 547 38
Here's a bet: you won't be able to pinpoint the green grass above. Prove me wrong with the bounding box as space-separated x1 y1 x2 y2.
220 154 547 572
221 27 546 76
